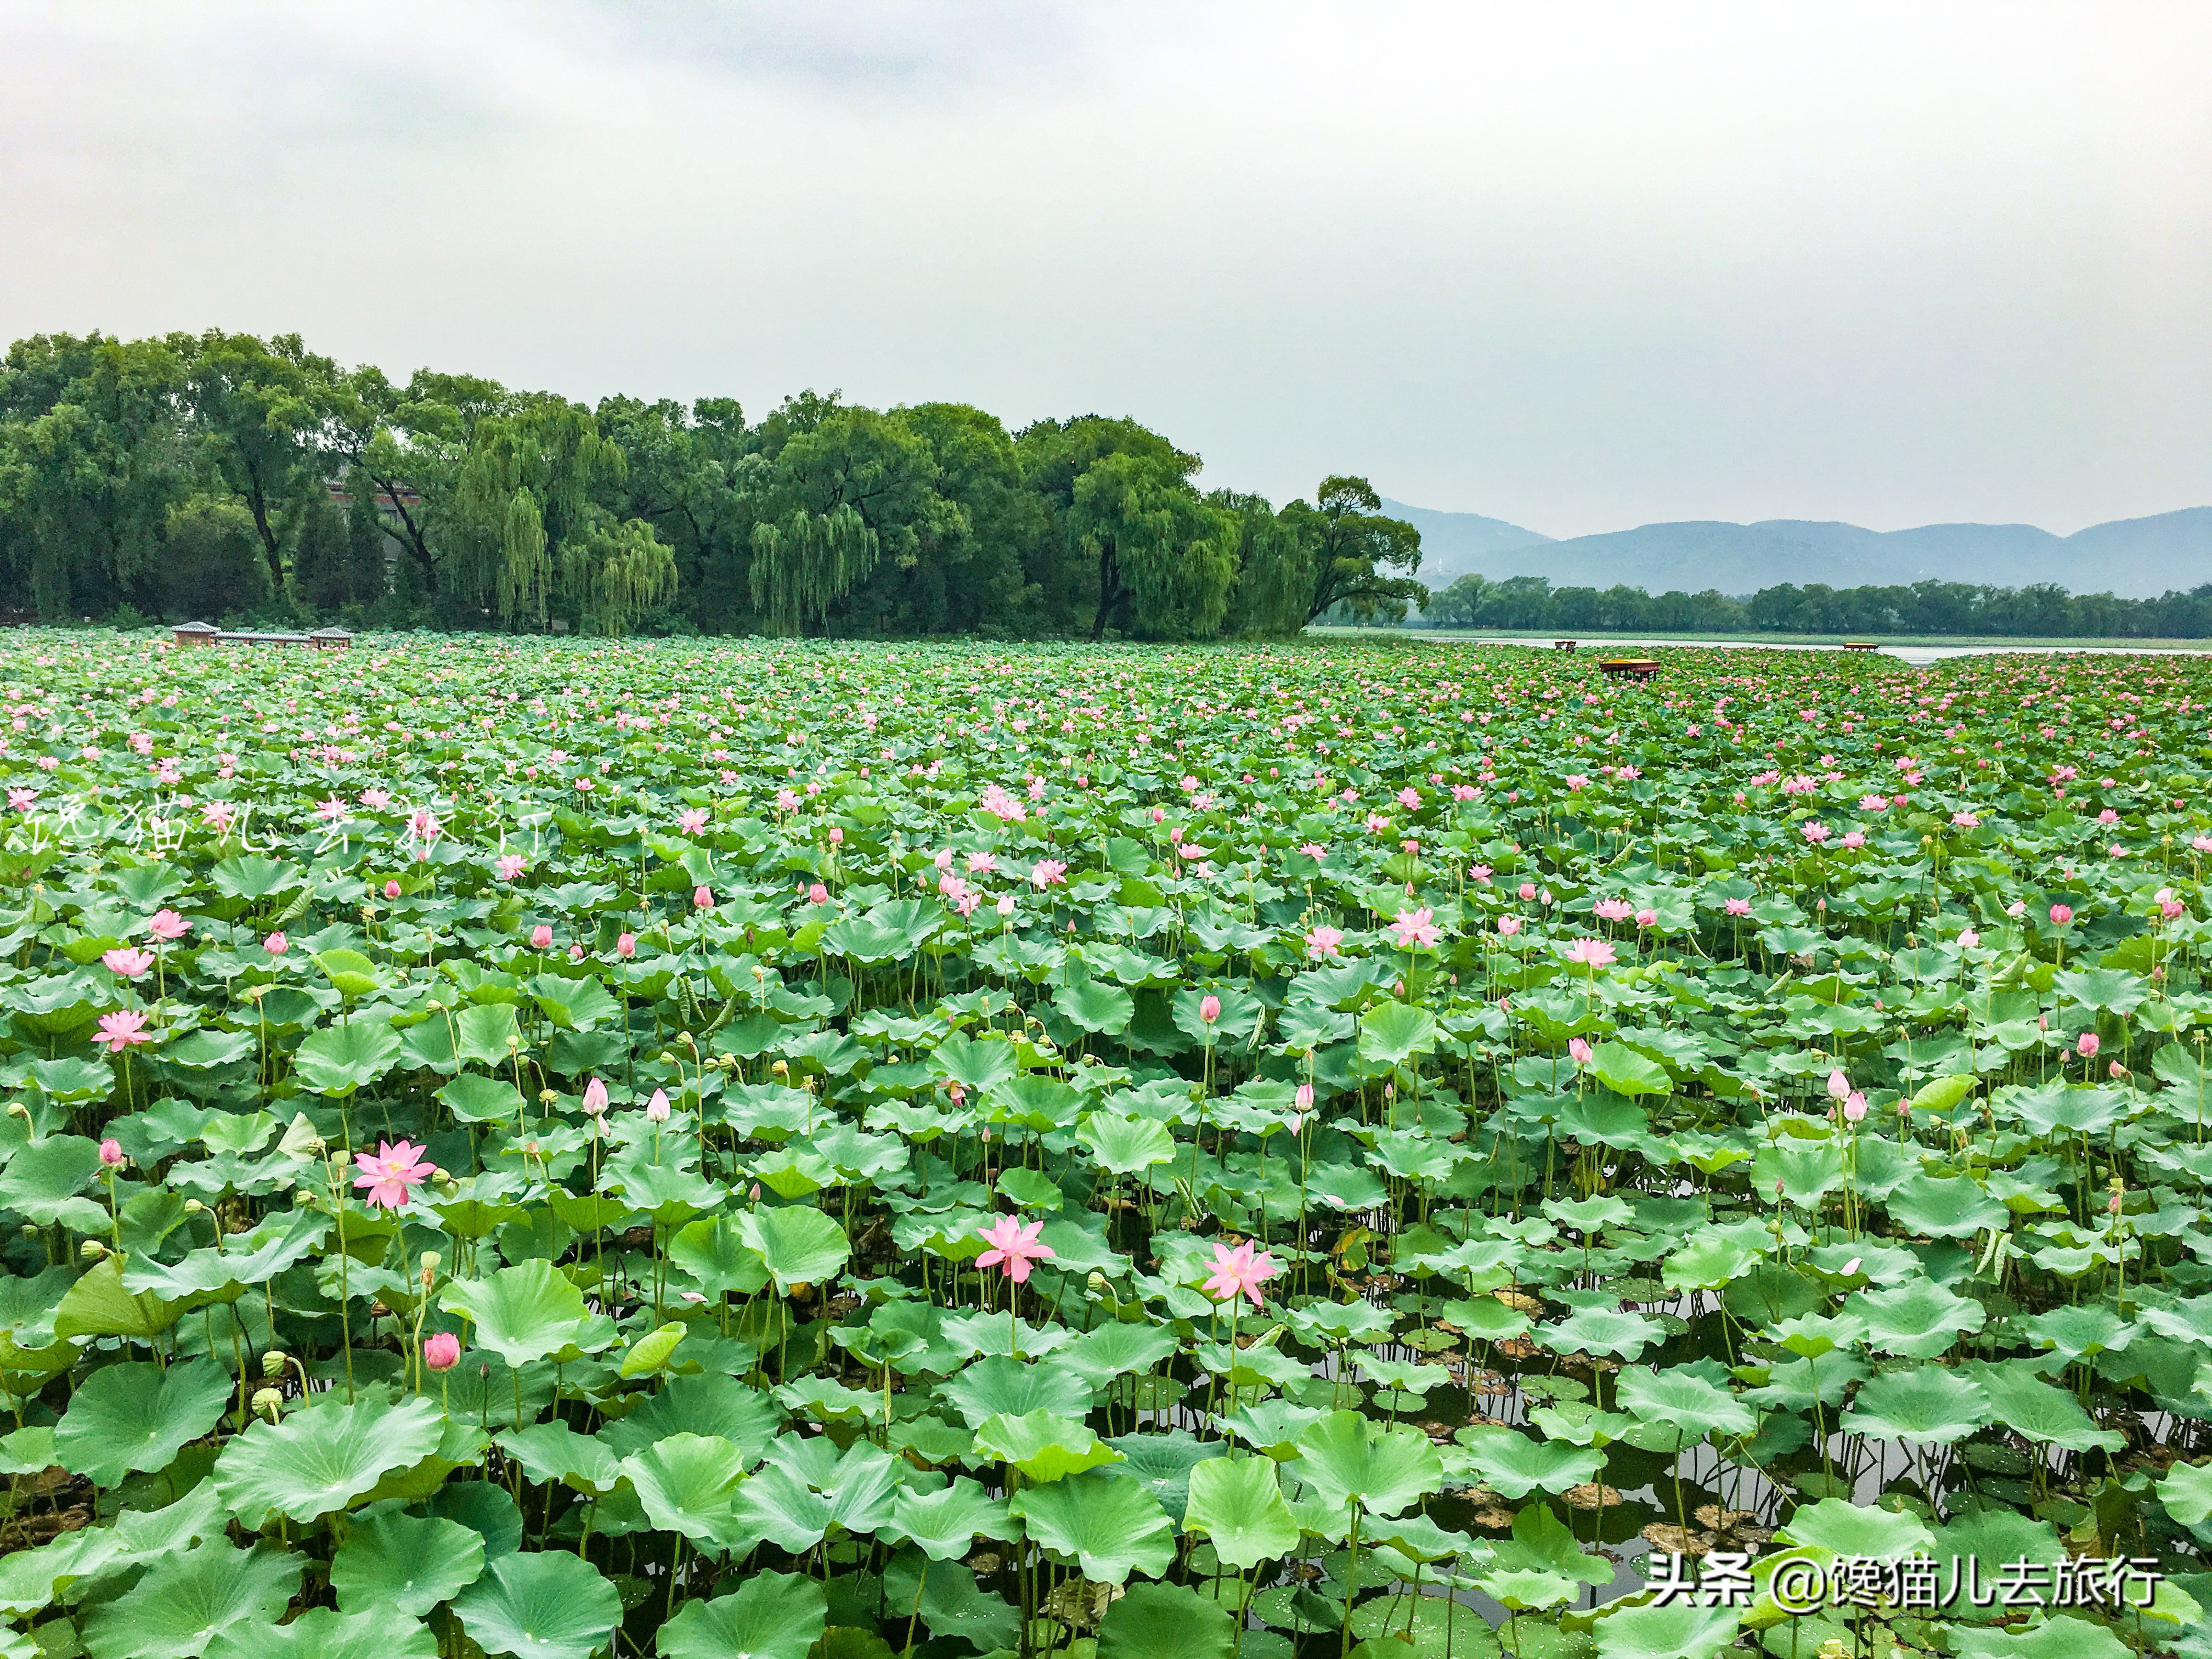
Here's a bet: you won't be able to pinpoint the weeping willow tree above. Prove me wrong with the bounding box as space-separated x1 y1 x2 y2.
1214 489 1308 636
561 518 678 637
1069 454 1237 641
442 403 671 633
747 504 877 636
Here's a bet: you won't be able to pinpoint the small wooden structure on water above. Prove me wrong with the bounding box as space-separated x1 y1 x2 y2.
1598 657 1661 681
171 622 352 651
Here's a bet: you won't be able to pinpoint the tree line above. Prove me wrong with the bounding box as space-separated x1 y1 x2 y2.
1415 572 2212 639
0 331 1426 638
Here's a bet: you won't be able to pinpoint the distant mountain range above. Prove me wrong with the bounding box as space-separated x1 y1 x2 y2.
1381 499 2212 602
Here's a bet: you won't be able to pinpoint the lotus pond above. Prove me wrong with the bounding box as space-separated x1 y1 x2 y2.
4 631 2212 1659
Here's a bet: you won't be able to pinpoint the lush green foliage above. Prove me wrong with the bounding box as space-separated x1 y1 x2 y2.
5 631 2212 1659
0 335 1422 641
1419 572 2212 639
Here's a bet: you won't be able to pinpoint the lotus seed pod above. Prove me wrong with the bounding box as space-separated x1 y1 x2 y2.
263 1350 289 1376
252 1387 284 1420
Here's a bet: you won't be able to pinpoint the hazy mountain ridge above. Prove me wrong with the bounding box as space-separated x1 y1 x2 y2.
1383 499 2212 601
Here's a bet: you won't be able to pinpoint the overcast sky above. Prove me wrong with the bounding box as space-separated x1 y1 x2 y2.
2 1 2207 537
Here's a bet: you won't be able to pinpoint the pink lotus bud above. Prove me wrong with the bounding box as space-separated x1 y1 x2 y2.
828 826 844 844
617 932 636 958
1827 1069 1850 1100
1956 928 1979 949
1568 1037 1593 1065
693 885 713 911
424 1333 461 1372
2077 1032 2100 1059
808 883 829 904
98 1138 125 1167
1634 909 1657 928
1843 1092 1867 1122
1199 995 1221 1023
263 930 288 956
382 880 400 900
2049 904 2073 926
646 1088 671 1122
582 1077 608 1115
1519 882 1536 900
1295 1082 1314 1111
568 943 584 961
530 924 552 949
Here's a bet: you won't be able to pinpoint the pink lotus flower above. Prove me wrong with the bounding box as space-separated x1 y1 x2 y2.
496 854 527 881
1297 842 1326 859
1295 1082 1314 1113
1199 995 1221 1024
693 885 713 911
1030 859 1068 889
2078 1032 2101 1059
1957 928 1979 949
383 881 401 900
807 883 830 905
1306 926 1342 960
975 1214 1054 1284
1568 1037 1593 1065
99 1138 125 1167
1802 822 1830 844
679 808 709 834
1203 1239 1280 1308
424 1333 461 1372
103 947 154 979
1593 899 1634 923
531 924 553 949
1843 1092 1868 1122
317 795 347 821
1634 908 1657 928
264 930 289 956
1391 906 1442 949
147 909 190 942
95 1009 152 1052
2050 904 2074 926
358 788 390 809
617 932 637 958
352 1139 433 1209
1519 882 1537 900
1496 915 1522 936
1565 938 1616 968
8 788 35 812
1859 794 1888 811
1725 898 1751 916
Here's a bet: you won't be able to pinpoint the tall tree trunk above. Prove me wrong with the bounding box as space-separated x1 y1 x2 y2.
1090 542 1119 641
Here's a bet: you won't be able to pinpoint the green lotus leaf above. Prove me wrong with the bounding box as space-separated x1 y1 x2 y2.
1455 1426 1605 1498
622 1431 749 1545
1541 1305 1663 1362
212 1392 446 1525
668 1214 772 1297
1182 1452 1300 1569
442 1260 591 1368
1358 1002 1438 1068
1078 1112 1176 1175
291 1018 402 1094
619 1321 688 1378
1588 1040 1671 1098
736 1205 851 1294
941 1355 1094 1427
210 1610 438 1659
1948 1620 2131 1659
1097 1581 1236 1659
330 1500 487 1616
661 1571 827 1659
1057 981 1136 1035
452 1550 622 1659
971 1408 1121 1481
1841 1364 1991 1444
1292 1410 1443 1517
0 1135 103 1226
1102 1429 1224 1523
1846 1277 1988 1359
81 1540 301 1659
54 1356 230 1487
1008 1468 1176 1585
1489 1503 1613 1585
1778 1495 1937 1559
1593 1599 1739 1659
889 1474 1016 1560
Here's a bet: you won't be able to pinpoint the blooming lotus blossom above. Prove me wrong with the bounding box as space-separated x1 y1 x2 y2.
2078 1032 2101 1059
424 1333 461 1372
1390 906 1442 949
95 1009 153 1052
679 808 709 834
1593 898 1634 923
103 947 154 979
1565 938 1616 968
975 1214 1055 1283
1568 1037 1593 1065
2050 904 2074 926
1496 915 1522 936
358 788 390 809
1725 898 1751 916
1030 859 1068 888
353 1140 434 1209
1306 926 1342 960
496 854 527 881
1957 928 1980 949
1203 1239 1280 1308
147 909 191 942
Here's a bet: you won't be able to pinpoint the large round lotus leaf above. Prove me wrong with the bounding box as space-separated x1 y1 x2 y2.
0 1135 102 1225
1778 1496 1937 1559
1612 1366 1756 1445
290 1018 402 1094
1077 1111 1175 1173
441 1260 590 1369
1840 1364 1992 1444
1293 1410 1444 1517
735 1204 851 1294
212 1392 445 1525
329 1500 486 1616
971 1409 1122 1481
620 1431 748 1545
1455 1427 1605 1498
1347 1594 1504 1659
940 1355 1093 1427
667 1215 772 1297
208 1609 438 1659
1102 1429 1224 1522
1540 1306 1662 1362
661 1571 826 1659
1008 1469 1175 1585
1846 1278 1989 1359
1097 1581 1235 1659
890 1475 1016 1560
81 1540 301 1659
1948 1619 2131 1659
452 1550 623 1659
1182 1453 1299 1570
1593 1600 1739 1659
54 1357 230 1487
